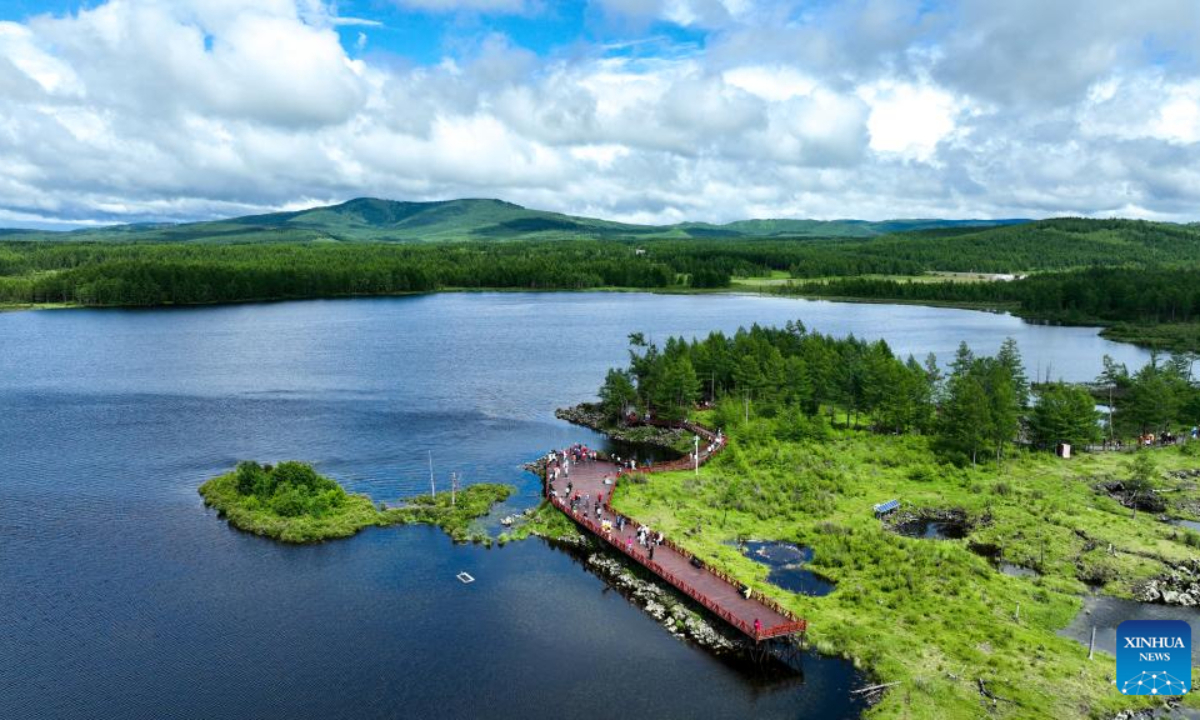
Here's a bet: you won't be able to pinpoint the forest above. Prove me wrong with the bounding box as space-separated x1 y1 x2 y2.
596 323 1200 464
3 218 1200 352
0 241 709 306
788 267 1200 326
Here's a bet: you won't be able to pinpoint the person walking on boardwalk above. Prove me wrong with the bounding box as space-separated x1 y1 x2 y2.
648 543 654 562
753 618 761 636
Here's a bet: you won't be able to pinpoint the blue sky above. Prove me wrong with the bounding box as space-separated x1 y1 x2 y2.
1 0 712 65
0 0 1197 227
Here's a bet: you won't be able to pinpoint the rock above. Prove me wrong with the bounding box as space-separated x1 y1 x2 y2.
1142 558 1200 607
553 404 688 453
582 550 741 653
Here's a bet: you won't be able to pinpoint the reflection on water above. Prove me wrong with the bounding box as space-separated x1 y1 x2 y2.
739 541 836 597
895 519 968 540
997 563 1041 579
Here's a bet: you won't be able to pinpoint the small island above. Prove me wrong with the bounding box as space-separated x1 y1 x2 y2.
199 460 512 543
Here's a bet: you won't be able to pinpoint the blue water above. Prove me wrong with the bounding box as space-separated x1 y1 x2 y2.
740 542 835 597
0 293 1154 719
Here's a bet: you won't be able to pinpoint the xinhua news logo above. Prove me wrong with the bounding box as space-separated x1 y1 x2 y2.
1116 620 1192 696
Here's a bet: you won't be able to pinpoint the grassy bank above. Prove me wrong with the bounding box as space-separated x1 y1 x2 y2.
1100 321 1200 353
199 461 512 543
506 501 586 545
610 419 1200 719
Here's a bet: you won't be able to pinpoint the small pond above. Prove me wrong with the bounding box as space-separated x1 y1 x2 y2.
894 519 969 540
1171 518 1200 533
997 563 1041 579
738 541 836 597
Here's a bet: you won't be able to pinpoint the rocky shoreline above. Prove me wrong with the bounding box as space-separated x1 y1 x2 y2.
554 403 689 453
585 552 741 652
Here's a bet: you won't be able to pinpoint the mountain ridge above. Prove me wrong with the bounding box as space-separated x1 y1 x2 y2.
0 197 1028 243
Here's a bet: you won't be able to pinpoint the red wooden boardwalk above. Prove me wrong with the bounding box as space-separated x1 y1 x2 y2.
543 423 807 643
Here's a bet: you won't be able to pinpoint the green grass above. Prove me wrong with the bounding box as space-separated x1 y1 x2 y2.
199 468 513 544
610 421 1200 719
1100 322 1200 353
509 500 585 544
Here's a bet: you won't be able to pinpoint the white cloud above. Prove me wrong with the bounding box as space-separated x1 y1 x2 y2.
861 81 964 161
723 65 816 101
0 0 1199 227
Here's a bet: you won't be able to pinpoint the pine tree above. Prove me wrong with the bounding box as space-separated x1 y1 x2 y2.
997 337 1030 408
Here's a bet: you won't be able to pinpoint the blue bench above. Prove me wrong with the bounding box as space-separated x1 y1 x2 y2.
873 499 900 516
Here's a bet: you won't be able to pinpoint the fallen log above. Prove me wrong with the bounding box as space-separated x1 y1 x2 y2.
851 681 901 695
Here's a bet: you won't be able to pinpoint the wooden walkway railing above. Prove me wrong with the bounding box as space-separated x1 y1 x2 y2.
543 419 807 643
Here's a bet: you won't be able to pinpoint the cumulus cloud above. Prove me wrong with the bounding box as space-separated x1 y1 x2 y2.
0 0 1198 227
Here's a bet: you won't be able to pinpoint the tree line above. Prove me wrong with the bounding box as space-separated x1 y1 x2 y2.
5 217 1200 308
0 241 715 306
597 323 1200 464
788 267 1200 327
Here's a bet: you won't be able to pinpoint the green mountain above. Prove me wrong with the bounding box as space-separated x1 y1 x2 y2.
0 197 1026 243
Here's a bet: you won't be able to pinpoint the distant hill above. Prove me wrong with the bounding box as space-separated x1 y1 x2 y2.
0 197 1028 243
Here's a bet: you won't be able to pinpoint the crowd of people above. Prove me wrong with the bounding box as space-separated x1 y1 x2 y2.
1134 429 1198 447
544 445 665 564
541 436 770 640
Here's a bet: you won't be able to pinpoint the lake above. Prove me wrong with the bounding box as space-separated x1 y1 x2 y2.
0 293 1153 719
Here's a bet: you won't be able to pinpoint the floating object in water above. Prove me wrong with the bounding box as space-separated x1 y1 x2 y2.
456 572 475 584
500 515 515 527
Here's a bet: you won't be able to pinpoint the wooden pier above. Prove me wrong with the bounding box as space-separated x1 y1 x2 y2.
544 422 807 643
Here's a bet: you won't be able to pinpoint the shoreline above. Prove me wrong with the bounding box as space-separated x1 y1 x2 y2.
199 469 513 544
554 401 1200 718
553 403 693 455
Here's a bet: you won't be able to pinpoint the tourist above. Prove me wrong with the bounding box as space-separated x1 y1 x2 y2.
753 618 761 635
648 544 654 561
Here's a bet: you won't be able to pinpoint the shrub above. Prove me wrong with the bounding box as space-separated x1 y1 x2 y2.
907 465 937 483
235 461 267 496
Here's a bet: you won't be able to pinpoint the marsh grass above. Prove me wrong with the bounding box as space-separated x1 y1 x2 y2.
612 423 1200 719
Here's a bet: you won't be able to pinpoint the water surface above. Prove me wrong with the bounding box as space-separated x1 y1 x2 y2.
0 293 1155 719
739 541 835 597
1059 595 1200 664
